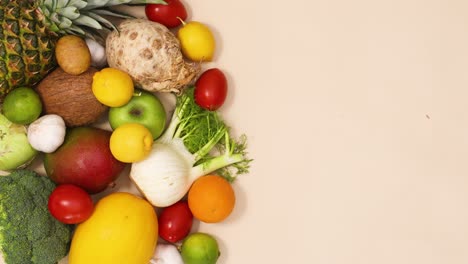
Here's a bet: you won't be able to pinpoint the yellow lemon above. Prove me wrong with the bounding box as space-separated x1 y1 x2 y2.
177 21 216 61
92 68 134 107
110 123 153 163
68 192 158 264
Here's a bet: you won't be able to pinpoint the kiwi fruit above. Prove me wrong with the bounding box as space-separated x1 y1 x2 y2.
55 35 92 75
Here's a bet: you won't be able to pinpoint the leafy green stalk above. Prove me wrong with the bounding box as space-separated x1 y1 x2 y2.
191 131 252 182
37 0 166 39
157 87 251 182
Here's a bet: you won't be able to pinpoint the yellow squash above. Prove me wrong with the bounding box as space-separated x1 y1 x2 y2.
68 192 158 264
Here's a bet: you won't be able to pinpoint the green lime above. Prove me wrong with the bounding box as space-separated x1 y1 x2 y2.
181 232 220 264
2 87 42 125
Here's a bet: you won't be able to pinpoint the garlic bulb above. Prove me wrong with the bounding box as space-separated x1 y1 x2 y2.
85 38 107 68
150 244 184 264
27 114 66 153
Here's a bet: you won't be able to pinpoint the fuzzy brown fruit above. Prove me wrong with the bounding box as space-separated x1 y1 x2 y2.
36 67 107 127
55 35 92 75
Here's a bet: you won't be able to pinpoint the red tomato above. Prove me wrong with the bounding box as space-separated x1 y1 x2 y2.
159 201 193 243
48 184 94 224
145 0 188 28
194 68 228 111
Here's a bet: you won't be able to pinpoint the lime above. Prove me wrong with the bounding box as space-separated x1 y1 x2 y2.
2 87 42 125
181 233 220 264
109 123 153 163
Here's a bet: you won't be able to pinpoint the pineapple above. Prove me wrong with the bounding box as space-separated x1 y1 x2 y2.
0 0 164 101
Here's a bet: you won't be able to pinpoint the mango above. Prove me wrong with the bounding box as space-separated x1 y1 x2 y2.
44 127 126 194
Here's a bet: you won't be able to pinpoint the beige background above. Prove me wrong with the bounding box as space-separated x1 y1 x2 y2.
187 0 468 263
5 0 468 263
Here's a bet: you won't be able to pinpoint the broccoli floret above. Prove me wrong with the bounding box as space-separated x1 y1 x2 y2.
0 169 73 264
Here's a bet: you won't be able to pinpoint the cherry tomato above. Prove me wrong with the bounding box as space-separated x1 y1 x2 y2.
145 0 188 28
159 201 193 243
194 68 228 111
48 184 94 224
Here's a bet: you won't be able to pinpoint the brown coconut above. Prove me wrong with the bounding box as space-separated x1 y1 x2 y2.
35 67 107 127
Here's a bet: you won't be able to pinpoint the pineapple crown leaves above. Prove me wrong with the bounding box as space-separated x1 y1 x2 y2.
37 0 166 38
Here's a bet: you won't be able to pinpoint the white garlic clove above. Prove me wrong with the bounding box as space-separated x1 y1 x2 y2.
150 243 184 264
27 114 66 153
85 38 107 68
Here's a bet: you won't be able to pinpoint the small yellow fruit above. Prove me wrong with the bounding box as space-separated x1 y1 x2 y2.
55 35 91 75
110 123 153 163
92 68 134 107
68 192 158 264
177 21 216 61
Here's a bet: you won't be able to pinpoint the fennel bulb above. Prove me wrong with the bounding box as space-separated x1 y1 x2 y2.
130 87 251 207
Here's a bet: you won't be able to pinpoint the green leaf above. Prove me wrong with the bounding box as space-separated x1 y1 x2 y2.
68 0 88 9
64 25 86 35
106 0 133 5
49 12 61 24
85 12 118 31
58 16 72 29
81 0 111 10
128 0 166 4
104 0 167 5
57 6 80 20
81 0 166 10
80 28 107 42
41 6 51 17
56 0 70 8
72 14 102 29
92 9 134 19
42 0 56 10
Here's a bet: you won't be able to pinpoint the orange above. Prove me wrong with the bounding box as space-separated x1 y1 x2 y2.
188 175 235 223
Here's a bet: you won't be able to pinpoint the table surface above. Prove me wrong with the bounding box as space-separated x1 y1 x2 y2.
187 0 468 263
6 0 468 263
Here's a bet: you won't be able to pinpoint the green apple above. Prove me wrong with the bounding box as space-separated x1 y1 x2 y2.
108 89 166 139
